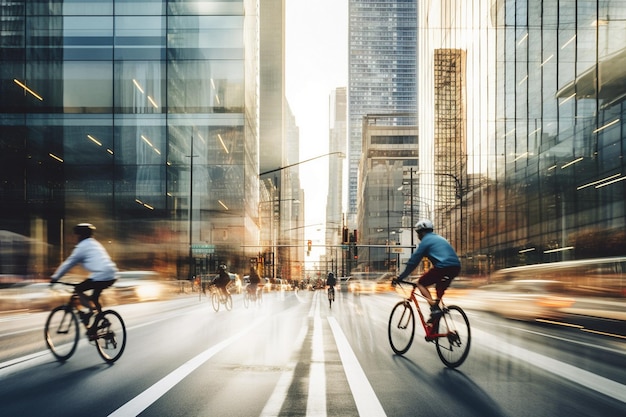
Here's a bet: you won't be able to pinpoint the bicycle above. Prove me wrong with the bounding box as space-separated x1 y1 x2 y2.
243 284 263 308
388 278 470 368
327 286 335 308
208 282 233 312
44 282 127 363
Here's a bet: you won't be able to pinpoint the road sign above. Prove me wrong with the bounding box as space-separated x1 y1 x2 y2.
191 244 215 255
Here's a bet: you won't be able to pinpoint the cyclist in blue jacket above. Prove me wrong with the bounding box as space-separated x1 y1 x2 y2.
394 219 461 323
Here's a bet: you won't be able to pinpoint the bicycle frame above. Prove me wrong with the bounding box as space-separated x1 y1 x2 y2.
210 283 230 302
46 281 127 363
396 281 449 341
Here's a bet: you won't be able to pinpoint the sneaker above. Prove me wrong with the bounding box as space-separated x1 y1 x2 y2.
427 305 443 323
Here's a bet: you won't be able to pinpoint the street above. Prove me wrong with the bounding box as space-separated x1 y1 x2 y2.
1 289 625 417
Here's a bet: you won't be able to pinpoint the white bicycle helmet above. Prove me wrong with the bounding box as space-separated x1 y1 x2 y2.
415 219 434 232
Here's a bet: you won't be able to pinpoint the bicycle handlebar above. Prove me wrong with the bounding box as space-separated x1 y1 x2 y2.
50 280 78 287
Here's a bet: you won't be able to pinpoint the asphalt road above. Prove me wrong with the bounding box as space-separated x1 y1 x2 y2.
1 289 625 416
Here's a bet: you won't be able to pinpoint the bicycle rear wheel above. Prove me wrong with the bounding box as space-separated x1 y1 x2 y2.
225 294 233 311
94 310 127 363
45 305 80 361
435 305 471 368
243 291 250 308
388 301 415 355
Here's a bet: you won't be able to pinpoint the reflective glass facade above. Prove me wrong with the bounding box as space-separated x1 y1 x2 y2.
348 0 418 220
0 0 260 279
419 0 626 275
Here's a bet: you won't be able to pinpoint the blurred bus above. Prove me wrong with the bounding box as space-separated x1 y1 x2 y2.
489 257 626 297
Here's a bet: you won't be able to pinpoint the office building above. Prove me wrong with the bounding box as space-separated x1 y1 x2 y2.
348 0 418 225
0 0 261 279
419 0 626 273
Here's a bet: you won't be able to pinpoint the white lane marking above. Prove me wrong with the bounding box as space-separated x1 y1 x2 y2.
474 327 626 403
107 318 265 417
260 320 308 417
307 292 327 416
328 316 387 417
1 305 203 371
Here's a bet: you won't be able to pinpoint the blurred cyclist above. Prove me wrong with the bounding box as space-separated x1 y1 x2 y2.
394 219 461 323
213 264 231 297
50 223 118 328
247 266 262 296
326 272 337 306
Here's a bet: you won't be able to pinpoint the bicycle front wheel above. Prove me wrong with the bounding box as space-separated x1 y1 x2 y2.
45 305 80 361
211 291 220 312
225 294 233 311
243 291 250 308
435 305 471 368
94 310 127 363
388 301 415 355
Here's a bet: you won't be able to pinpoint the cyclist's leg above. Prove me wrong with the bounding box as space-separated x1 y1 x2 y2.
75 279 97 310
416 269 440 306
91 279 116 313
434 266 460 299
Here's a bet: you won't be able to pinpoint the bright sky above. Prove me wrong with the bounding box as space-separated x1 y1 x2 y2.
285 0 348 262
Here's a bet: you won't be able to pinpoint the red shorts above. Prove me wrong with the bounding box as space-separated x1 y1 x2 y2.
418 266 460 299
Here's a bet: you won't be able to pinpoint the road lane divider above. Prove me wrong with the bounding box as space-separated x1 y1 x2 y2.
307 292 327 416
328 315 387 417
474 327 626 404
259 319 308 417
107 316 266 417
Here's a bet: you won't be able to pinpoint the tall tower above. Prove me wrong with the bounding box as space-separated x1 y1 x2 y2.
259 0 287 174
326 88 348 258
348 0 418 224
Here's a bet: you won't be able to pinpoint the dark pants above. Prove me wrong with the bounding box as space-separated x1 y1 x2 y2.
419 266 460 299
75 279 116 312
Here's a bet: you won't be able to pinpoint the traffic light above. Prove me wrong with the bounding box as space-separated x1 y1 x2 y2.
307 240 312 256
342 227 349 244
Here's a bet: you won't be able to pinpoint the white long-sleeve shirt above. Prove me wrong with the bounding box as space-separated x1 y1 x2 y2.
51 238 118 282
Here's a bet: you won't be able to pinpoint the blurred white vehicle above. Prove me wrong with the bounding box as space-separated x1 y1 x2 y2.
113 271 170 302
0 282 70 311
467 279 575 321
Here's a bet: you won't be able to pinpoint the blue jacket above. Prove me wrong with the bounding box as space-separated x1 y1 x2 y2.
398 232 460 280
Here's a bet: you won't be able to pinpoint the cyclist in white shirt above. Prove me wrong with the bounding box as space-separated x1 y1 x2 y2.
51 223 118 326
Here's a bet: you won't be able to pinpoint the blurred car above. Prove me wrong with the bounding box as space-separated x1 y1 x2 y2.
339 277 351 292
0 282 70 311
467 279 575 321
348 278 376 294
374 273 395 293
113 271 170 302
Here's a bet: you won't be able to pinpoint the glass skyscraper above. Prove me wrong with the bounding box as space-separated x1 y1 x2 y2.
419 0 626 274
0 1 260 279
348 0 418 222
